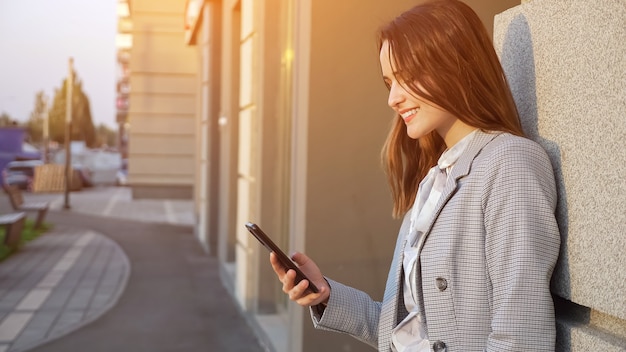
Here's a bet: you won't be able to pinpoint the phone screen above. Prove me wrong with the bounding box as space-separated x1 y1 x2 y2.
245 222 319 293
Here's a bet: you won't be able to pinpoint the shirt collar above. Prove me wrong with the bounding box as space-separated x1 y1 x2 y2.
437 129 479 171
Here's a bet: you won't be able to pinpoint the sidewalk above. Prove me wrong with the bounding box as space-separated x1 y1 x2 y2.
0 186 266 352
27 186 195 226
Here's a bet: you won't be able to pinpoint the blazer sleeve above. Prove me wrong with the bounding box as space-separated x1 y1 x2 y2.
482 138 561 351
309 278 382 348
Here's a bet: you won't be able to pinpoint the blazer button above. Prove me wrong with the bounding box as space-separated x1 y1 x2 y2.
435 277 448 291
432 340 447 351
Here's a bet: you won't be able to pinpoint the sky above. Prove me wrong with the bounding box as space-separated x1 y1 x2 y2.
0 0 117 128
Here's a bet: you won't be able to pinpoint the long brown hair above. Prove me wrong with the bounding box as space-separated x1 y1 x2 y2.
378 0 524 218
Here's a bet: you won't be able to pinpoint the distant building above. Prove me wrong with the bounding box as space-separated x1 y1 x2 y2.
119 0 198 200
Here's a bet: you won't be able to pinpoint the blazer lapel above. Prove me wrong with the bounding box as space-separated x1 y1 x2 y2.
414 130 501 253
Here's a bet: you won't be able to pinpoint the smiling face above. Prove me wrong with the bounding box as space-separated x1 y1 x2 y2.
379 40 473 147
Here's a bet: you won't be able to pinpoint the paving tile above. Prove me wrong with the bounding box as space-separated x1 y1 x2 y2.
101 263 125 286
0 313 33 341
90 290 114 309
11 327 47 348
38 289 71 310
37 272 65 289
15 289 51 311
23 311 57 331
48 312 83 337
65 288 94 310
0 291 28 310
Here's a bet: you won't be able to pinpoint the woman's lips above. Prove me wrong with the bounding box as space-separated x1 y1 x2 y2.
400 108 419 123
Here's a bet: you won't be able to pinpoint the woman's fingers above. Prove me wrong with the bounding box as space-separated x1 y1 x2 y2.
282 269 299 293
269 251 330 306
294 285 328 306
269 252 286 278
269 253 298 292
290 252 310 267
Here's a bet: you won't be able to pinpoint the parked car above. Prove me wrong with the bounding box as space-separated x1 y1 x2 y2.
2 160 43 191
115 159 128 186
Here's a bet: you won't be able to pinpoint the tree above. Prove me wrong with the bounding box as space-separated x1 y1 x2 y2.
24 91 47 144
95 123 118 148
0 112 18 126
48 70 97 147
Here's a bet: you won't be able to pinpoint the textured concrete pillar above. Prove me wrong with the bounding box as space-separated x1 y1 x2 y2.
494 1 626 351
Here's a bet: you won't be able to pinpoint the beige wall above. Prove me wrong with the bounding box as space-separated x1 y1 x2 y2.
128 0 197 199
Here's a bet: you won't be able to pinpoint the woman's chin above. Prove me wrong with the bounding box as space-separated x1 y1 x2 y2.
405 127 425 140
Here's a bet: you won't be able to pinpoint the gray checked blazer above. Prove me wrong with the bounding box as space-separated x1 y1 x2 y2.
311 131 561 352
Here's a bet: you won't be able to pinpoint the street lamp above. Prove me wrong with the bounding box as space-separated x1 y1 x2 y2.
42 95 49 163
64 57 73 210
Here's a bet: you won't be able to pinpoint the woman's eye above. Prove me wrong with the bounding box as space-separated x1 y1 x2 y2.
398 75 413 85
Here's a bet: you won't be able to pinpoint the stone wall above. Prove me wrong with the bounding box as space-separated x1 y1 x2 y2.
494 1 625 351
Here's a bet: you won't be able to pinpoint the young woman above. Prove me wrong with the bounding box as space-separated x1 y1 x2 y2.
270 1 560 351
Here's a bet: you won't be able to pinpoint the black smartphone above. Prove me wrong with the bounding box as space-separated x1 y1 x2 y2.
245 222 319 293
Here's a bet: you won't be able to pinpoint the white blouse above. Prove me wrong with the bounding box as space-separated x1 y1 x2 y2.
391 130 477 352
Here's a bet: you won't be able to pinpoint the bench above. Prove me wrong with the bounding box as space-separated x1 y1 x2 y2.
3 185 49 229
0 212 26 249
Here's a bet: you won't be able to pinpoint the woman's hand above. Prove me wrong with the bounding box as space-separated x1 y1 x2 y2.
270 252 330 307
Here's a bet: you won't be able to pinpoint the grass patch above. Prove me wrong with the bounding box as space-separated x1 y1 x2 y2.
0 219 51 261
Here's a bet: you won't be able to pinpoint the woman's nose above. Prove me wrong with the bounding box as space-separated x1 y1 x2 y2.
387 82 404 108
